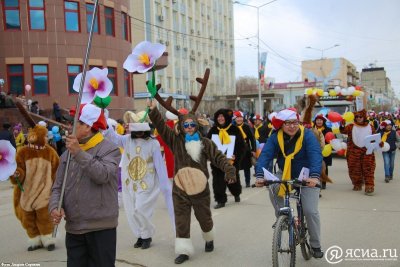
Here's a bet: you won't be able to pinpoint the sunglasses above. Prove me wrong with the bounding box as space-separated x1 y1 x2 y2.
183 122 197 129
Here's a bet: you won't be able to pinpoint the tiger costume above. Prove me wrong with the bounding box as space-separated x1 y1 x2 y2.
340 109 376 195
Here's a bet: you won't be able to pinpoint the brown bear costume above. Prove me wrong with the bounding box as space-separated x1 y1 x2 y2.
10 125 60 251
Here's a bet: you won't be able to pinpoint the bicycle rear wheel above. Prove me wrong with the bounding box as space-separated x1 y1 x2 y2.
272 215 296 267
300 216 312 260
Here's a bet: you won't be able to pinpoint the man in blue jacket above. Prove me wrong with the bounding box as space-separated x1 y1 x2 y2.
255 108 324 259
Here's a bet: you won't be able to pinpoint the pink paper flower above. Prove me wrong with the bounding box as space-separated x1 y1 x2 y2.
123 41 166 73
0 140 17 181
73 67 113 104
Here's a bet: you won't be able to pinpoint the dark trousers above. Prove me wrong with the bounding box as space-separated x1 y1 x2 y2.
173 184 213 238
66 228 116 267
211 166 241 203
244 168 251 185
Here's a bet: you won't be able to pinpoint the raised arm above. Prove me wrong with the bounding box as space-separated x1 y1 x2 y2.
148 104 177 149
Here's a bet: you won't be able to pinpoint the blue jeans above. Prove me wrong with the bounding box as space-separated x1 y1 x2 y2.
382 150 396 177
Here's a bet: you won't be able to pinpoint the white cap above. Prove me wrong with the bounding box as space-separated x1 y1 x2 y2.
129 123 151 132
79 104 102 127
166 110 178 120
38 121 47 127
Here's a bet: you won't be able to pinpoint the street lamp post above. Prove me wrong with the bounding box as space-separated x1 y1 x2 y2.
305 44 340 59
234 0 277 115
305 44 340 90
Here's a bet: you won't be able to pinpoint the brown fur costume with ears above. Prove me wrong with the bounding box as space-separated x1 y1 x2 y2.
299 95 333 184
9 125 59 250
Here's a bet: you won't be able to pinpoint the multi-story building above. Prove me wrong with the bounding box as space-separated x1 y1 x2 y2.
0 0 136 118
0 0 236 119
301 58 359 89
361 66 395 110
132 0 236 113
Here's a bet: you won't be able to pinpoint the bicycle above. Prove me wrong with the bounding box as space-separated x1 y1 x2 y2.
266 179 320 267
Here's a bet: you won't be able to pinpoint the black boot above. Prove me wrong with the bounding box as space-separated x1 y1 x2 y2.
141 238 152 249
205 241 214 252
133 238 143 248
214 202 225 209
234 196 240 202
175 254 189 264
47 244 55 251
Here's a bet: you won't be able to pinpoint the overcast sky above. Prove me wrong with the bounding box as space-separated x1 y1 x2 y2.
233 0 400 96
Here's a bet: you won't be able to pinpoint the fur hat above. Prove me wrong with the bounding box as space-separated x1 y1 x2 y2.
214 108 233 127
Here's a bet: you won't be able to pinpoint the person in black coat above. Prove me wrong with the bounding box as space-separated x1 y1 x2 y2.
0 123 16 148
313 114 332 189
207 108 245 208
233 111 256 187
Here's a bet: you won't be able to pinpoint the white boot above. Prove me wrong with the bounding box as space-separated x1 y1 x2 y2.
27 236 42 251
41 234 56 251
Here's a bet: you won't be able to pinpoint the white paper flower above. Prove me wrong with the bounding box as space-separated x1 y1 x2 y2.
0 140 17 181
123 41 166 73
73 67 113 104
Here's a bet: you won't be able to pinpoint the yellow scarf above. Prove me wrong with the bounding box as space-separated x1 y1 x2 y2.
217 124 232 144
237 124 247 140
79 132 104 151
277 126 304 197
254 124 262 140
381 131 390 142
316 126 325 133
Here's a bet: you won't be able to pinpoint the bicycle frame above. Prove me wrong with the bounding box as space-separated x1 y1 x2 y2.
270 179 317 266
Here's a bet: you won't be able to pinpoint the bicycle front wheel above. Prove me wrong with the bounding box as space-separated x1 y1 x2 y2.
272 215 296 267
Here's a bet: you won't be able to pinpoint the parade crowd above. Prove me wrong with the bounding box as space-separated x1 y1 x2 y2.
1 99 400 266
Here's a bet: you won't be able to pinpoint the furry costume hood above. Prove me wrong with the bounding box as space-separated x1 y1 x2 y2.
27 125 48 149
178 113 200 134
213 108 233 127
354 109 369 126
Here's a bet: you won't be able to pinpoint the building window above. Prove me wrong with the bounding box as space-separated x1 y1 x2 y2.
3 0 21 30
124 70 132 97
86 3 99 34
64 1 80 32
7 65 24 95
122 12 130 41
28 0 45 30
105 7 115 36
67 65 81 94
108 67 117 95
32 64 49 95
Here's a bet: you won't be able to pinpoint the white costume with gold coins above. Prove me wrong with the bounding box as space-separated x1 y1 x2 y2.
103 128 174 239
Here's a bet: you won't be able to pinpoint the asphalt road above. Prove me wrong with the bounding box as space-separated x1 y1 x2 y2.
0 152 399 267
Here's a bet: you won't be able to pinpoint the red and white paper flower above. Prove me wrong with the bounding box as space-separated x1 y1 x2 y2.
123 41 166 73
73 67 113 104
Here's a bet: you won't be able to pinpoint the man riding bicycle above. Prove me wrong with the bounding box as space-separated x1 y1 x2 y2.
255 109 324 259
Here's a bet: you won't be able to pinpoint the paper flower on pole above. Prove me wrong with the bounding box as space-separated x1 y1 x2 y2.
0 140 17 181
73 67 113 104
123 41 166 73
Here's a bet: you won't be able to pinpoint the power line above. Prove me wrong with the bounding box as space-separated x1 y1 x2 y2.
96 2 254 42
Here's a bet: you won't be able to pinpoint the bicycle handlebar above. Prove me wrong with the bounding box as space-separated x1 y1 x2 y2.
265 179 321 189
